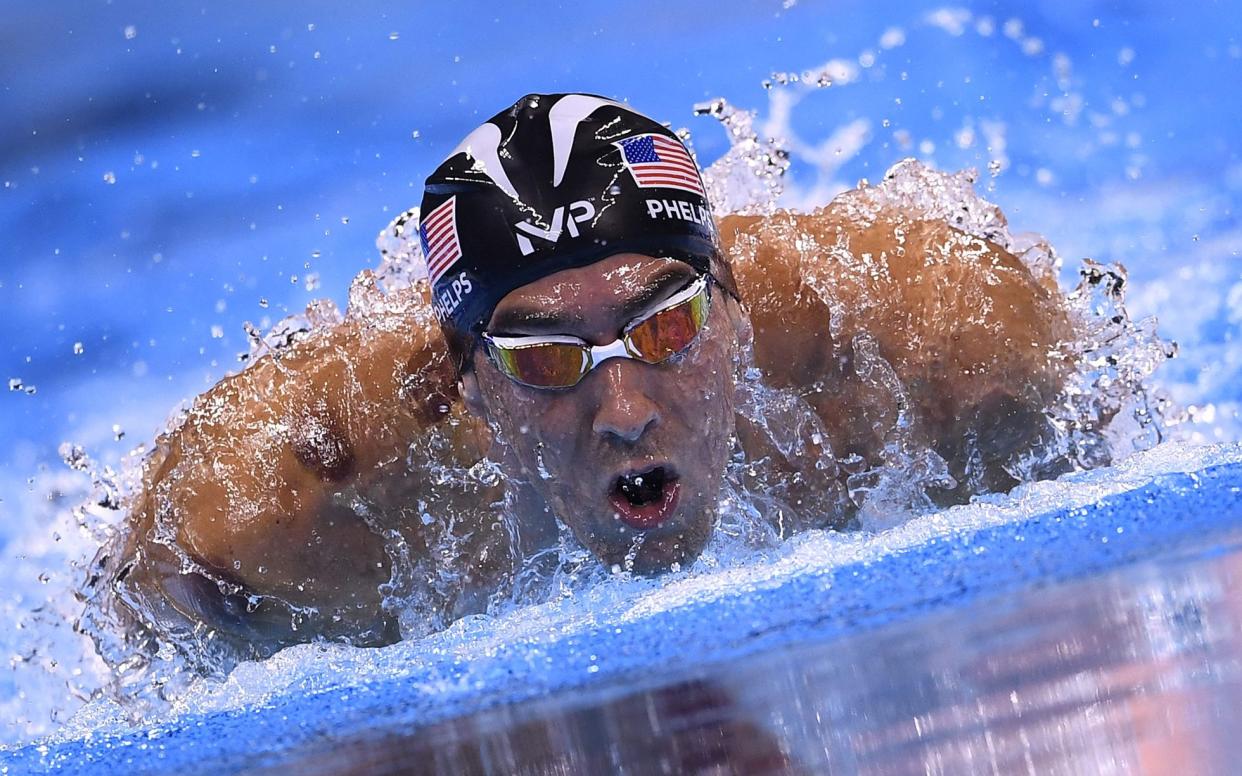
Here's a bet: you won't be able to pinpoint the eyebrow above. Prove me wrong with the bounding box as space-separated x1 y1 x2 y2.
489 265 696 335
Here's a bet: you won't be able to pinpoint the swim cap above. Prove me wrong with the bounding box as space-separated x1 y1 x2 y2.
419 93 733 368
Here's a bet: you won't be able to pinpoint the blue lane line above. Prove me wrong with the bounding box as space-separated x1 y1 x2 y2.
7 454 1242 775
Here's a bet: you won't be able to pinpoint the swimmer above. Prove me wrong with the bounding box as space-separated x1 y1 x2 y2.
94 94 1073 666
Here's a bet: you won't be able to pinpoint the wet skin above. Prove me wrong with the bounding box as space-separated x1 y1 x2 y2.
101 203 1071 661
460 254 749 575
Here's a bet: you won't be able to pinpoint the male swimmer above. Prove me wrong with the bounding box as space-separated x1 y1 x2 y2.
94 94 1071 666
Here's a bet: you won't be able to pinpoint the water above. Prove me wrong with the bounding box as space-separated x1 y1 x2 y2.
255 526 1242 775
7 442 1242 773
2 0 1240 768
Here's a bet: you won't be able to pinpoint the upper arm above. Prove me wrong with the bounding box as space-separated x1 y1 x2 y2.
720 206 1073 486
118 284 481 644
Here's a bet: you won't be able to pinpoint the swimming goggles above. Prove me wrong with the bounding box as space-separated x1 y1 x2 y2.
481 273 713 389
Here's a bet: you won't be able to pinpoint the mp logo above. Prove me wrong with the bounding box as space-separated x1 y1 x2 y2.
514 200 597 256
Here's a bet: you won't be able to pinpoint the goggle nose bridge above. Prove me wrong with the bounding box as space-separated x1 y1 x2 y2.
583 338 640 369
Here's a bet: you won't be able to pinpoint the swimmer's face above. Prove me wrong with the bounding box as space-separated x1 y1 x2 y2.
461 253 747 575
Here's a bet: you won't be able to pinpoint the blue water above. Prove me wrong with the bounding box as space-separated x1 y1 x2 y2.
1 0 1241 767
2 1 1238 496
6 443 1242 773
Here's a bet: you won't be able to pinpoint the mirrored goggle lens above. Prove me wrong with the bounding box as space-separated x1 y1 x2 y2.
625 282 711 363
488 341 589 388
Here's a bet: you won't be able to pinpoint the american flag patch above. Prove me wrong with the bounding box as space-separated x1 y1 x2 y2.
418 196 462 284
616 134 705 197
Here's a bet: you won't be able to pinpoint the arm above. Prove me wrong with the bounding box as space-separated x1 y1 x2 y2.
110 279 495 658
719 205 1074 502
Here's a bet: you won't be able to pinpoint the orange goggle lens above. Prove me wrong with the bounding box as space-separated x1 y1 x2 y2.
485 275 713 389
487 340 589 389
623 284 710 362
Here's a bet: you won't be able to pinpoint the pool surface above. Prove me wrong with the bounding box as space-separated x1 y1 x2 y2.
6 442 1240 774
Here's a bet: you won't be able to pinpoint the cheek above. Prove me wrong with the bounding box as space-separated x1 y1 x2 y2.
671 331 739 422
479 371 589 475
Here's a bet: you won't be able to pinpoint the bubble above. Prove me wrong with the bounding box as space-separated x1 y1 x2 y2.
879 27 905 49
102 171 116 184
123 25 137 40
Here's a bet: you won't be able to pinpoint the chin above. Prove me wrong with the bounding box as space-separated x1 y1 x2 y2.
627 538 710 576
602 504 717 576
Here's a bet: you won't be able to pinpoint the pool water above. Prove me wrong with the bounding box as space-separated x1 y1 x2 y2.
2 1 1240 770
6 443 1241 774
263 523 1242 775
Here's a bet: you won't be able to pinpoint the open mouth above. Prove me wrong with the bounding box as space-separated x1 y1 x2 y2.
609 464 681 530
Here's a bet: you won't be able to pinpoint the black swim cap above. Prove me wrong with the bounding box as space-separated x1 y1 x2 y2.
419 93 732 368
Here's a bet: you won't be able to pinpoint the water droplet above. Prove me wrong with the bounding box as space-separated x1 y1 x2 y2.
58 443 89 471
102 171 116 184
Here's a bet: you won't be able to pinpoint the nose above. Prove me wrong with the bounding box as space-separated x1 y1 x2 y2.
591 360 661 443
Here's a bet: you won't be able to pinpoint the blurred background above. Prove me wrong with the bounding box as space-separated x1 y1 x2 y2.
3 0 1239 500
0 0 1239 740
